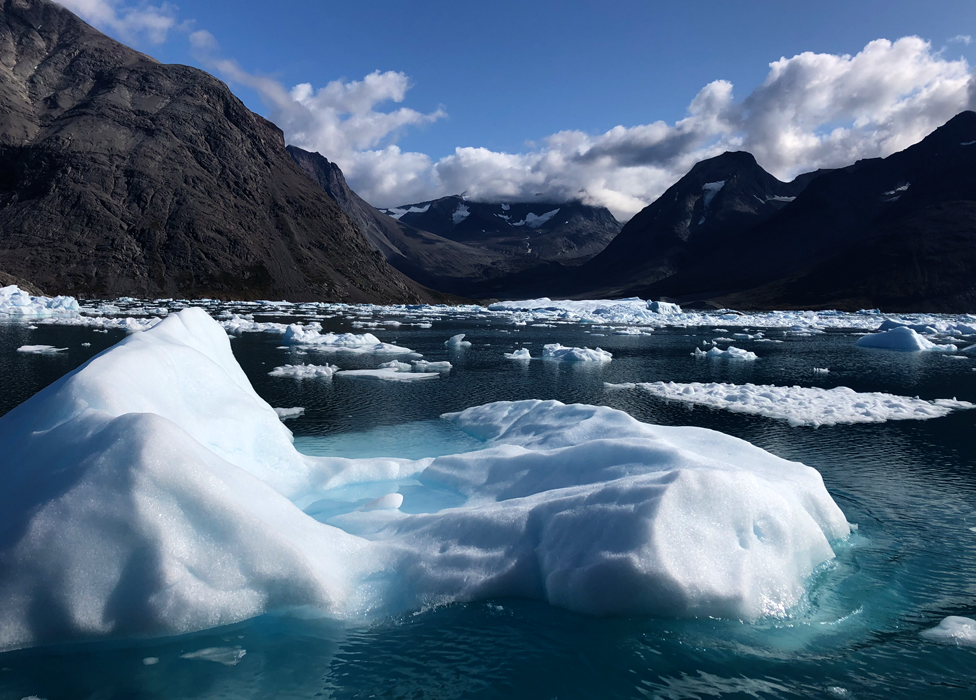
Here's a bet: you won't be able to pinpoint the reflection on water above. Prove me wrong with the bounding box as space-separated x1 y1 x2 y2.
1 316 976 698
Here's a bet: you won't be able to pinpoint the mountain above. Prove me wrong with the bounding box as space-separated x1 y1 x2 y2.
379 196 620 265
286 146 500 293
574 151 826 296
642 112 976 311
0 0 438 303
284 149 622 296
570 112 976 312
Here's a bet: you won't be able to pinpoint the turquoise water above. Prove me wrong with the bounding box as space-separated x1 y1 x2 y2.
1 317 976 698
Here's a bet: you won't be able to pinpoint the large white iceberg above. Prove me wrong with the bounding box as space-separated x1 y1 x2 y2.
608 381 975 427
0 309 851 651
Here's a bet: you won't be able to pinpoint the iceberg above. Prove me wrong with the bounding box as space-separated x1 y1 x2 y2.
694 346 759 360
542 344 612 362
0 309 851 651
607 381 975 427
282 325 414 354
0 285 79 318
445 333 472 348
504 348 532 360
921 616 976 646
16 344 67 354
268 363 339 379
855 326 957 352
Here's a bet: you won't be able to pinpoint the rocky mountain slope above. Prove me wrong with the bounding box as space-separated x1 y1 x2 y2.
380 196 620 264
0 0 437 303
571 113 976 312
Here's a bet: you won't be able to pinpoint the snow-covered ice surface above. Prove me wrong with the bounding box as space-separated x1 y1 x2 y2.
0 309 853 652
609 381 975 427
920 616 976 646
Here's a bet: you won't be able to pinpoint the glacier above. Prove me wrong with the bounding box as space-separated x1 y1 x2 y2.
0 308 853 651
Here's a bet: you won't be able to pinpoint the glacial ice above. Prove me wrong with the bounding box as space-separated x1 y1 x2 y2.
921 616 976 646
283 325 414 354
504 348 532 360
268 363 339 379
274 407 306 420
694 346 759 360
336 368 440 382
16 344 67 354
0 285 79 318
607 381 975 427
542 343 612 362
855 326 957 352
445 333 472 348
0 308 853 650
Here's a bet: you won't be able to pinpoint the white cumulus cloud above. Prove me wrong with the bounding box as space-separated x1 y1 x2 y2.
210 36 972 220
53 0 177 44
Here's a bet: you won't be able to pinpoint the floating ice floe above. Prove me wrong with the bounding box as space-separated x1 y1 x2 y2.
444 333 472 348
856 326 957 352
0 309 852 651
921 616 976 646
0 285 79 318
336 368 440 382
268 364 338 379
16 344 67 354
412 360 452 372
542 343 612 362
694 346 758 360
607 381 975 427
504 348 532 360
274 407 305 421
282 325 414 354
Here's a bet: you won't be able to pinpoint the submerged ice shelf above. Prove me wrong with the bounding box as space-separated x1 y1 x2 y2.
0 309 852 651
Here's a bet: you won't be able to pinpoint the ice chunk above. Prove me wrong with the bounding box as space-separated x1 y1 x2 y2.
412 360 452 372
336 369 440 382
856 326 957 352
378 360 412 372
693 346 758 360
268 363 338 379
542 344 612 362
921 616 976 646
504 348 531 360
282 325 414 354
16 345 67 354
445 334 472 348
0 310 851 651
647 300 681 314
274 407 305 420
608 381 974 427
0 285 79 318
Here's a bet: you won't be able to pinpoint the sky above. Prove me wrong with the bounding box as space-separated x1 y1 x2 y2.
53 0 976 220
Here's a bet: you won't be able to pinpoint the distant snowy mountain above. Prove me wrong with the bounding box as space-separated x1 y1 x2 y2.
379 195 620 264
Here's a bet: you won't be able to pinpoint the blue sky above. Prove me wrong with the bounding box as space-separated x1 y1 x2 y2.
57 1 976 217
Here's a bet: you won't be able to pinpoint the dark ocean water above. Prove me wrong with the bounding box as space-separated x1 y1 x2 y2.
1 314 976 699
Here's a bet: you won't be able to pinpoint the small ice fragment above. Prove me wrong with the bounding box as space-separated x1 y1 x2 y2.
921 616 976 646
274 407 305 421
16 345 67 354
504 348 531 360
445 334 472 348
142 657 159 666
179 646 246 666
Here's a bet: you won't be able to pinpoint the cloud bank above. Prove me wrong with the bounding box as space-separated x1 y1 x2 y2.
207 37 973 219
50 1 976 220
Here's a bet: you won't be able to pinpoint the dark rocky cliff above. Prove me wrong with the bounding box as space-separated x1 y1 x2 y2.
0 0 435 303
